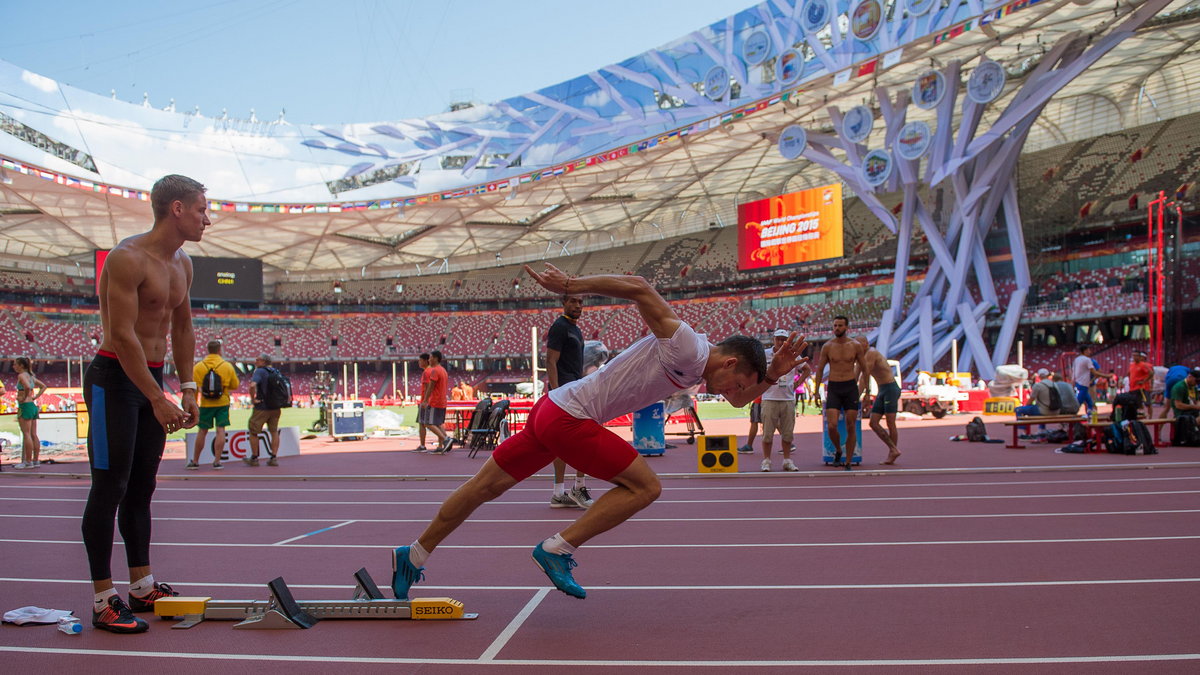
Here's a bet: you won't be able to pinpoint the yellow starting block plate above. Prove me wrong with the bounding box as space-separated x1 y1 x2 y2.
697 434 738 473
155 596 213 617
410 597 465 619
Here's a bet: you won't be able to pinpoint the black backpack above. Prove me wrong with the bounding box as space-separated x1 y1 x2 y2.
1105 420 1156 455
1104 423 1128 454
1045 382 1062 412
261 367 293 409
201 361 226 400
1175 415 1200 447
965 417 988 442
1111 392 1141 423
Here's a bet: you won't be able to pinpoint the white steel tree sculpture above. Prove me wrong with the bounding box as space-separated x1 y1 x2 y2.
788 0 1170 380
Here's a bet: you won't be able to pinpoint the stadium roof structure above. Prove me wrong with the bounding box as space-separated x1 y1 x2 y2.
0 0 1198 281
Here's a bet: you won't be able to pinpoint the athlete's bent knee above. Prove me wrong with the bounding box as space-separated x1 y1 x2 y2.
630 476 661 509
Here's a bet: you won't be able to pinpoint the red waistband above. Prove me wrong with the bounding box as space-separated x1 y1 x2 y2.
97 349 164 368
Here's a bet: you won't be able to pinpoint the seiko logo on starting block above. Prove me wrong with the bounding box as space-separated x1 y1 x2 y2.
410 597 465 620
414 606 455 615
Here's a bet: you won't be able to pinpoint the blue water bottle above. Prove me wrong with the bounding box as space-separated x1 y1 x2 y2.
57 616 82 634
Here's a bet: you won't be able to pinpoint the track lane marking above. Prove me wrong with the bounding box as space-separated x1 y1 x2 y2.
3 474 1200 493
4 489 1199 505
4 535 1200 549
1 646 1197 666
479 588 549 661
270 520 356 546
4 576 1200 591
4 508 1199 524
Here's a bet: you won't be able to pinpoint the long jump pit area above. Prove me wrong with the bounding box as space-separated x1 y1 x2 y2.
2 412 1199 674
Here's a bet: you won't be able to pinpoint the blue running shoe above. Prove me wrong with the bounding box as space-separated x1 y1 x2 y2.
391 545 425 600
531 542 586 599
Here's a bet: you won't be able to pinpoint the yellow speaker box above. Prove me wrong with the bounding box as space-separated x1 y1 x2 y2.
697 435 738 473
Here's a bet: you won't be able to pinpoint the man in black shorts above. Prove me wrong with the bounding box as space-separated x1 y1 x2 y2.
814 316 869 469
857 336 902 464
82 175 205 632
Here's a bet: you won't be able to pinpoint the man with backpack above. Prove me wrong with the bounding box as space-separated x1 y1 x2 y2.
247 353 290 466
188 340 239 470
1016 368 1061 417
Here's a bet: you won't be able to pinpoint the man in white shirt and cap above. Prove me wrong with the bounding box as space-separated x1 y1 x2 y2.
760 329 811 472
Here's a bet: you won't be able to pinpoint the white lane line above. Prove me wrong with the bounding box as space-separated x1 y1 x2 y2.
4 489 1199 505
271 520 356 546
3 474 1199 493
5 508 1199 524
2 461 1197 485
4 535 1199 549
479 588 549 661
4 577 1199 591
1 646 1197 667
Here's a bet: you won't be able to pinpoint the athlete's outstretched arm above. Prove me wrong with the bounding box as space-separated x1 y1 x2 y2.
525 263 679 339
733 333 810 405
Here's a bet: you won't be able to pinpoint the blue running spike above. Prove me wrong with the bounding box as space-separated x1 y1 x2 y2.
531 542 586 599
391 545 425 600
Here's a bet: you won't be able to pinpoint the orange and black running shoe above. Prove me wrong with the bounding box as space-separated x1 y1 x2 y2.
128 581 178 613
93 595 149 633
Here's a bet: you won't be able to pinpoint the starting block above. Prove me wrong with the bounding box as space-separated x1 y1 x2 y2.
154 567 478 629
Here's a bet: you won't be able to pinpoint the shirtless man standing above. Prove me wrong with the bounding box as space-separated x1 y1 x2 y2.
814 316 869 470
82 174 207 633
856 336 902 465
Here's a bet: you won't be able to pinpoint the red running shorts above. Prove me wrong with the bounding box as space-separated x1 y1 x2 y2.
493 396 639 482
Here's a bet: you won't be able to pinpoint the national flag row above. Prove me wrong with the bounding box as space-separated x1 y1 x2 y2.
933 0 1047 46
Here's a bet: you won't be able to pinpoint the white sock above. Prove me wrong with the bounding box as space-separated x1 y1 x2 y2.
408 541 429 567
553 482 565 497
573 476 586 490
94 588 117 611
129 574 155 597
541 533 577 556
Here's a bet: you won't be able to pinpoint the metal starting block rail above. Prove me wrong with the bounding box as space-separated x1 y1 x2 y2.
154 567 478 629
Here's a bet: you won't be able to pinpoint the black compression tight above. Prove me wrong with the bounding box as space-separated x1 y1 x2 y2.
81 354 166 581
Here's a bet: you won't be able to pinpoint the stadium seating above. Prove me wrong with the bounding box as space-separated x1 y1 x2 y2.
2 112 1196 380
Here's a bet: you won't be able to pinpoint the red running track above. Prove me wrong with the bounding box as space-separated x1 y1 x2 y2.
2 449 1200 673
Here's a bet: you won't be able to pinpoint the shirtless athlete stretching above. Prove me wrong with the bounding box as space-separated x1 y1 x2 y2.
82 174 207 632
814 316 869 469
856 336 902 464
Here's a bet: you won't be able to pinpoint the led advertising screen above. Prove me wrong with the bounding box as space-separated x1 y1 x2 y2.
737 183 844 271
94 251 263 302
190 256 263 302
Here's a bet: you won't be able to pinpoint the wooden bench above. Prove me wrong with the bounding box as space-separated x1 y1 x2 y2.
1002 415 1086 449
1083 418 1175 451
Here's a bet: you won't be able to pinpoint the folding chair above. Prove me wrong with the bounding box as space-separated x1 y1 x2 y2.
469 399 509 458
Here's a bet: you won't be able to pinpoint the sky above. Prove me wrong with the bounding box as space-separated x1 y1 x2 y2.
1 0 755 126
